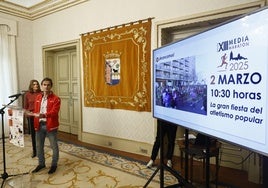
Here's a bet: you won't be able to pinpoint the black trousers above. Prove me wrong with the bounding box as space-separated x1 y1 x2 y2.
27 117 36 154
150 120 178 161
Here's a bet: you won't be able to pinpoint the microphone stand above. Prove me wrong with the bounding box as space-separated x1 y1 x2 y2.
1 96 28 188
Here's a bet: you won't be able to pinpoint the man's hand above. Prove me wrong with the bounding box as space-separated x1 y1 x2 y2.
39 113 46 118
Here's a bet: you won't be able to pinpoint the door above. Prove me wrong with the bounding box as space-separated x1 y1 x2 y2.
56 50 79 134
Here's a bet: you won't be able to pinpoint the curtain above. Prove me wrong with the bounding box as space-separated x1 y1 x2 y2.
0 24 18 134
82 18 151 112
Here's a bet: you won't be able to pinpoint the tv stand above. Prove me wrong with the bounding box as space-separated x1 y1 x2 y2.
144 120 194 188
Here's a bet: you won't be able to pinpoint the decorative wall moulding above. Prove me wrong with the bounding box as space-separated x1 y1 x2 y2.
0 0 89 20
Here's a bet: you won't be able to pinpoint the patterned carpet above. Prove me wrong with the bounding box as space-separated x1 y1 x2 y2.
0 135 179 188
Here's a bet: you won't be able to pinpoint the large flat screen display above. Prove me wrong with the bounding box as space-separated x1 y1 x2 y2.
153 7 268 156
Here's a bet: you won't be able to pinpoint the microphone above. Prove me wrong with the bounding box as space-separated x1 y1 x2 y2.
8 90 27 98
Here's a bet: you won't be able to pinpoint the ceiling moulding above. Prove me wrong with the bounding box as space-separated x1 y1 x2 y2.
0 0 89 20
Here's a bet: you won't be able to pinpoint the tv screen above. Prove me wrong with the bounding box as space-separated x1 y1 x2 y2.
153 7 268 156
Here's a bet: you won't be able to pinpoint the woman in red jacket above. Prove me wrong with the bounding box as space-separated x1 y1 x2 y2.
24 79 41 158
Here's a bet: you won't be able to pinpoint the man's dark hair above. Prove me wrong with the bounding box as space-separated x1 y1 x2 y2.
41 77 53 87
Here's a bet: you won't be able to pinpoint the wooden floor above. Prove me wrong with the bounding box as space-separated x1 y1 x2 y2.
57 132 264 188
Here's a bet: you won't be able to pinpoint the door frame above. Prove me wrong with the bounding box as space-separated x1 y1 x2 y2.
42 39 82 140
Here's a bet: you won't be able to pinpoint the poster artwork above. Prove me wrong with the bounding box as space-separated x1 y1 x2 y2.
105 58 120 85
8 108 24 147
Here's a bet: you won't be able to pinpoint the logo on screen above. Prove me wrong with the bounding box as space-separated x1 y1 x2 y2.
156 53 175 62
217 41 228 52
217 51 248 71
217 36 249 52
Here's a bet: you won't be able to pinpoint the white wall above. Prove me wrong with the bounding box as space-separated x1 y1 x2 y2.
0 14 33 91
0 0 263 150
